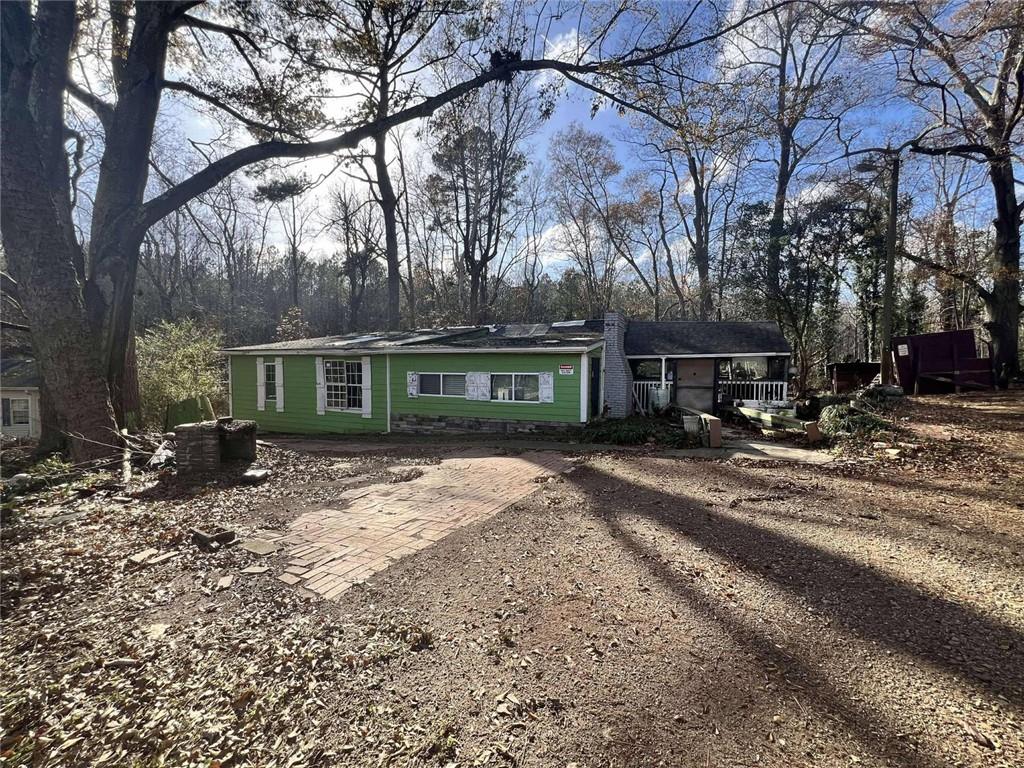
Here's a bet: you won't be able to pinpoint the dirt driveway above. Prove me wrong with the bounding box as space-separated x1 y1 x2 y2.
2 392 1022 767
260 449 571 598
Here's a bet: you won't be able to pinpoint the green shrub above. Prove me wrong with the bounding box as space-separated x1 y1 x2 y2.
580 418 656 445
578 417 699 448
137 319 225 430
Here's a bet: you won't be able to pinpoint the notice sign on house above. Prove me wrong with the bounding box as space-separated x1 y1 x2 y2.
559 364 574 375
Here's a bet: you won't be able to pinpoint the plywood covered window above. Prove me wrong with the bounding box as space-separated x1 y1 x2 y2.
325 360 362 410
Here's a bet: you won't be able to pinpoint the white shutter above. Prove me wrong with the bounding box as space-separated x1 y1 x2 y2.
315 357 326 415
275 357 284 411
406 371 419 398
466 372 491 401
256 356 265 411
361 356 372 418
539 372 555 403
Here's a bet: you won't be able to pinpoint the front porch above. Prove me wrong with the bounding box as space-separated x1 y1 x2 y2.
630 355 789 416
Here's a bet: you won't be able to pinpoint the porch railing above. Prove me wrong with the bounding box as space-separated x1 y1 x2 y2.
720 379 788 403
632 381 672 414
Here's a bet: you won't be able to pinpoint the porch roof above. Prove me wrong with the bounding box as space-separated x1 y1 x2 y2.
624 321 791 357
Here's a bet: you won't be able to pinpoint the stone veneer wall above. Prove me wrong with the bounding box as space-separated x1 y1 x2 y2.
391 413 573 435
602 311 633 418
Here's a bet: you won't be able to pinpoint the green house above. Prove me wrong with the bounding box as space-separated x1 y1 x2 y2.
225 322 607 435
223 313 791 435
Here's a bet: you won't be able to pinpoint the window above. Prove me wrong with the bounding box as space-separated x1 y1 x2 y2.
418 373 466 397
325 360 362 410
731 356 768 380
630 360 669 381
2 397 29 427
490 373 540 402
264 361 277 401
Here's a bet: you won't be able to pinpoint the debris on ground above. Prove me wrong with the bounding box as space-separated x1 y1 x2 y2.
241 467 272 484
1 393 1021 767
191 526 238 551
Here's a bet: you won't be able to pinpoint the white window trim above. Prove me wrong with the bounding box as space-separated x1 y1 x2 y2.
416 371 468 398
5 397 31 426
323 358 364 413
256 356 265 411
274 356 284 412
487 372 544 404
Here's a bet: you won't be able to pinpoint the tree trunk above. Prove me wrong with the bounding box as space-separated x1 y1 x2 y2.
765 135 793 323
468 266 482 325
1 1 119 461
373 132 401 331
687 157 713 320
986 155 1021 386
84 1 171 425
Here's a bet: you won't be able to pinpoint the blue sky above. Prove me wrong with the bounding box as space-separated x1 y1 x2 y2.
131 3 1001 270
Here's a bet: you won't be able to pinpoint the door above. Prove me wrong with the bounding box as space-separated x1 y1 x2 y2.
590 362 601 418
674 359 715 413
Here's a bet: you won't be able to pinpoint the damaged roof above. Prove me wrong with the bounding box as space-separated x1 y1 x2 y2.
624 321 790 357
0 355 41 389
223 322 603 354
224 317 788 357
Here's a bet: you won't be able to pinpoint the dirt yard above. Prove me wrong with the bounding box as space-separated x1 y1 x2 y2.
2 391 1022 768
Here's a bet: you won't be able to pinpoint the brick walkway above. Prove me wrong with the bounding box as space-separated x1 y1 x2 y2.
264 451 571 599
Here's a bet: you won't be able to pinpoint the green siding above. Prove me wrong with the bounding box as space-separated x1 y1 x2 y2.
390 352 585 424
230 354 388 434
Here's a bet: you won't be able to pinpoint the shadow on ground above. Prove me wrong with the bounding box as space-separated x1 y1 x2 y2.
562 461 1022 767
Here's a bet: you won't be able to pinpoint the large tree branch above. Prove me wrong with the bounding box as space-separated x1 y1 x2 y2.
66 80 114 130
910 139 997 161
176 13 261 53
903 250 994 302
138 1 794 233
162 79 302 139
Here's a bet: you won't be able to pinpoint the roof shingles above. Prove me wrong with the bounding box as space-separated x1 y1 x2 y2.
624 321 790 357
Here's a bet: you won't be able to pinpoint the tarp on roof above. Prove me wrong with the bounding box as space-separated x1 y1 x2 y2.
624 321 791 357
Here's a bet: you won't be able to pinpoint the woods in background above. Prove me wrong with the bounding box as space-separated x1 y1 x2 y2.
2 0 1021 458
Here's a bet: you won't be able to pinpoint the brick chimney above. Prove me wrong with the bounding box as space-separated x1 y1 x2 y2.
602 312 633 418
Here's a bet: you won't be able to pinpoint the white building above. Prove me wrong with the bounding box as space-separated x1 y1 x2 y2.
1 356 42 440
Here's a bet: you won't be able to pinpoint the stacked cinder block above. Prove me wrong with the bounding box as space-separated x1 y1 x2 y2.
175 421 221 473
174 418 258 473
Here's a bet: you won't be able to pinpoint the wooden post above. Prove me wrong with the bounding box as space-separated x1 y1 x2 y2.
952 340 961 393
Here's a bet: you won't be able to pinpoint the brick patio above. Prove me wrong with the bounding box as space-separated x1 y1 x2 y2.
263 451 571 599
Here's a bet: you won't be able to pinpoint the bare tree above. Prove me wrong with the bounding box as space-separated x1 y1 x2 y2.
0 0 811 457
724 2 858 321
328 185 382 332
424 76 536 323
850 1 1024 384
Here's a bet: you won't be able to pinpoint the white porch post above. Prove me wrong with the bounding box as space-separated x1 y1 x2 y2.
660 357 667 384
